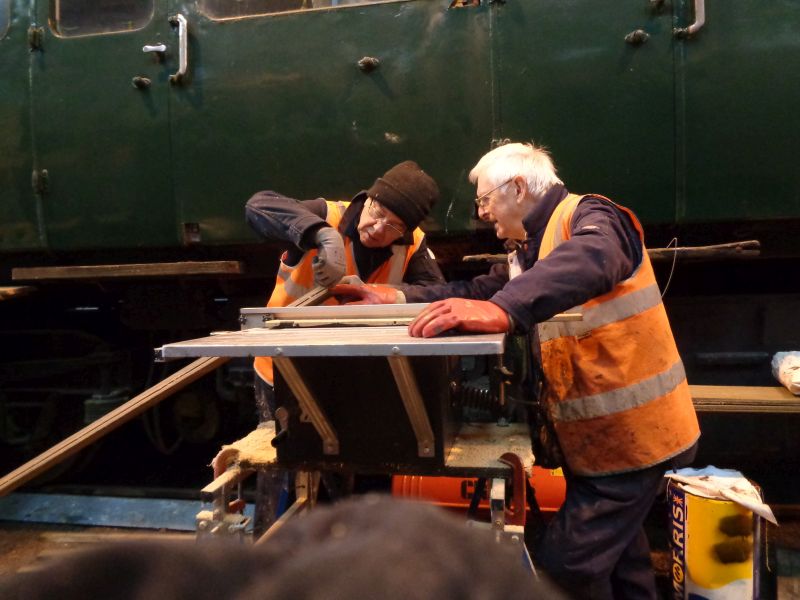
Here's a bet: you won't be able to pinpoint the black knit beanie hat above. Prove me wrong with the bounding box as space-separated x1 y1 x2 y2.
366 161 440 229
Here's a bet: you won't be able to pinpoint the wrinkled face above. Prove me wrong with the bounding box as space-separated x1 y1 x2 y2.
475 176 527 240
357 197 407 248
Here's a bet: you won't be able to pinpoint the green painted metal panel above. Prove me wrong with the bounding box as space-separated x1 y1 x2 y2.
676 0 800 222
5 0 797 256
30 2 176 250
490 0 676 224
0 0 40 250
169 0 493 244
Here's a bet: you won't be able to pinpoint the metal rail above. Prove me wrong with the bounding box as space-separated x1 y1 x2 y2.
463 240 761 264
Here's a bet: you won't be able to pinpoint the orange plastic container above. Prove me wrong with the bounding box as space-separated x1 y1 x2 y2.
392 467 566 513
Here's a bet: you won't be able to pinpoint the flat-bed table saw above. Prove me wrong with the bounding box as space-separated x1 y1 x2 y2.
156 303 579 546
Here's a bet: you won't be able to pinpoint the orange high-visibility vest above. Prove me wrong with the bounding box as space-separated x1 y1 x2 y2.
254 200 426 384
536 194 699 476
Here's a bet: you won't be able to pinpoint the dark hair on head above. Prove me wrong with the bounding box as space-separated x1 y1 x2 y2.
1 495 566 600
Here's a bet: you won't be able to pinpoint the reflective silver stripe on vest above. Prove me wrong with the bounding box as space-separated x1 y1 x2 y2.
385 245 408 284
282 271 313 300
331 201 347 219
276 263 293 281
553 360 686 422
538 283 662 342
550 195 583 247
552 212 569 248
345 241 357 277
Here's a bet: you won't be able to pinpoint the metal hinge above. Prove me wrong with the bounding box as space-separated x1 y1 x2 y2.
32 169 49 195
28 26 44 51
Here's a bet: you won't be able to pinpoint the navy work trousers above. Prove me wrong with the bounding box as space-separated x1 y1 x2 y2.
533 463 667 600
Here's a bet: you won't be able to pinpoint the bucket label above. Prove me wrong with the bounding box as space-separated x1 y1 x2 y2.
671 485 687 599
668 481 756 600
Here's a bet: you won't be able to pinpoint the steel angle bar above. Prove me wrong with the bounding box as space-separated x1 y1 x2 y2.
240 304 581 330
273 357 339 455
240 303 428 329
387 355 435 458
490 478 506 533
262 317 415 329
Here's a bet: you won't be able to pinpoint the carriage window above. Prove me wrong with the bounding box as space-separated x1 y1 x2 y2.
1 0 10 39
199 0 395 20
50 0 154 37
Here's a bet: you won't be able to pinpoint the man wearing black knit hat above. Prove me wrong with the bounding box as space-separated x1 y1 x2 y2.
244 162 445 531
365 160 440 236
245 160 444 309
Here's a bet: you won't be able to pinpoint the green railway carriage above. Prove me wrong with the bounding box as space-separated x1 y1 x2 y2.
2 0 800 249
1 0 799 490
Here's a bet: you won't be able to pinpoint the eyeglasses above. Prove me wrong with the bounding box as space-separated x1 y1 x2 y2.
474 177 515 208
366 199 406 236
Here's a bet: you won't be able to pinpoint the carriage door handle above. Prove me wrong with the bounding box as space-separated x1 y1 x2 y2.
168 14 188 83
142 44 166 54
674 0 705 37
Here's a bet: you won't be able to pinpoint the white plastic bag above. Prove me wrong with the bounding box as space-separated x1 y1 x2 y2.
665 466 777 524
772 351 800 395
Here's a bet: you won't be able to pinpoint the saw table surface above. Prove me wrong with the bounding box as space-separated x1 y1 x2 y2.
158 326 505 359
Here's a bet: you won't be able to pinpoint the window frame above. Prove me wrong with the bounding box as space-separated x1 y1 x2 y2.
0 0 10 39
197 0 411 22
48 0 155 39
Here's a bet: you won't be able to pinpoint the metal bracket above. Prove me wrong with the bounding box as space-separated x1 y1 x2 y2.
27 26 43 51
153 347 178 363
498 452 527 528
674 0 705 37
131 76 152 90
357 56 380 73
31 169 49 195
387 355 435 458
625 29 650 45
490 478 506 534
273 356 339 455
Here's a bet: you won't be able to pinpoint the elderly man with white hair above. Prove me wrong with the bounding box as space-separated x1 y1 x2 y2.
334 142 700 600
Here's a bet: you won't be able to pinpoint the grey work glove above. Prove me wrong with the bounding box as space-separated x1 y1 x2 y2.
312 227 346 288
338 275 365 286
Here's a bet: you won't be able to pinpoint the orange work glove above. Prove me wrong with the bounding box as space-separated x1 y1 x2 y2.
330 283 399 305
408 298 510 338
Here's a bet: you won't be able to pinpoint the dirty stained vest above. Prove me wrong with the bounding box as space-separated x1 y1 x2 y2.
254 200 425 384
536 194 700 476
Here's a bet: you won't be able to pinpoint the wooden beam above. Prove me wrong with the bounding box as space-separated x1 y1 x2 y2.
648 240 760 262
691 384 800 413
12 261 243 281
200 466 255 497
0 356 229 497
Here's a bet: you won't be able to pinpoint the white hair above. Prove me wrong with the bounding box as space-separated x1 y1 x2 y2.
469 142 563 198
